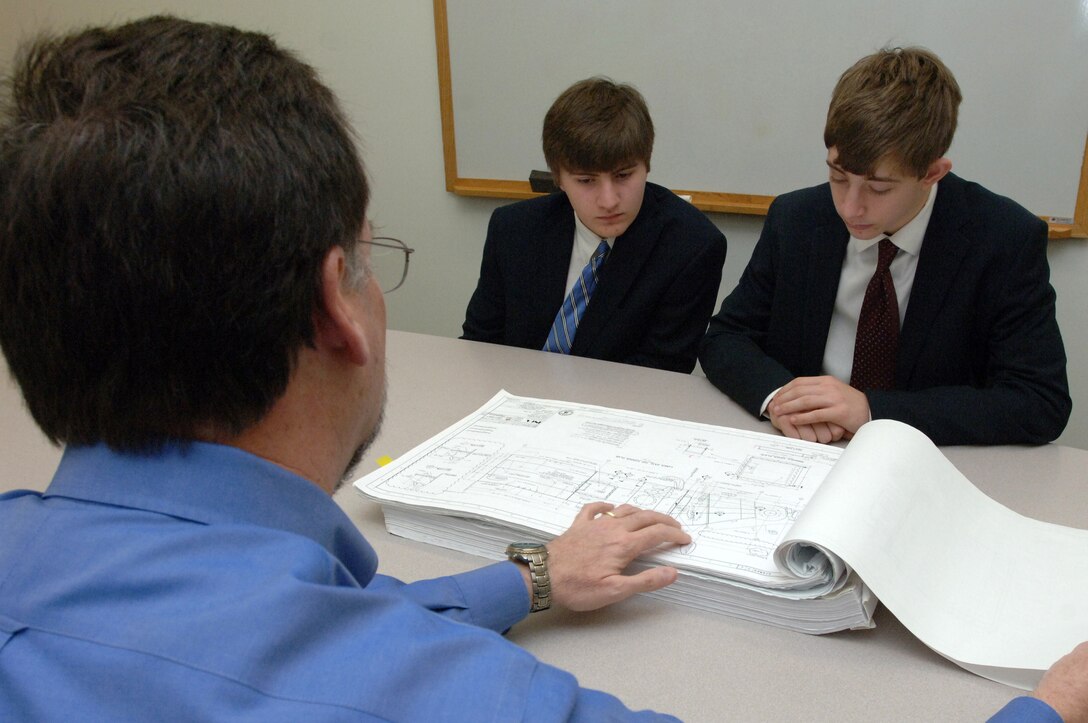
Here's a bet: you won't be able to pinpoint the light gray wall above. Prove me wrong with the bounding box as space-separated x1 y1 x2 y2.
445 1 1088 218
3 1 1086 449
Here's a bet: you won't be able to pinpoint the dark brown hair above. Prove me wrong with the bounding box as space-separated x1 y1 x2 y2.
824 47 961 177
0 16 369 450
542 77 654 177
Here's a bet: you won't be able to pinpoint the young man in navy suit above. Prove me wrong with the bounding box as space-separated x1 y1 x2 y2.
462 77 727 374
700 47 1070 446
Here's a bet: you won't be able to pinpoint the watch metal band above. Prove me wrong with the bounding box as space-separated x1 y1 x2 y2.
506 543 551 612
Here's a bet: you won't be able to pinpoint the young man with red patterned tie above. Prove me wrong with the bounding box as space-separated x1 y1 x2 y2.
700 47 1070 446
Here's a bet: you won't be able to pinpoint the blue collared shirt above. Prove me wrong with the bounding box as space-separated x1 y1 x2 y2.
988 696 1063 723
0 442 675 721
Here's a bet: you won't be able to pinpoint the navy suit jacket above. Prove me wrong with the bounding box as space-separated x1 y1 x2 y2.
462 182 726 373
699 174 1071 445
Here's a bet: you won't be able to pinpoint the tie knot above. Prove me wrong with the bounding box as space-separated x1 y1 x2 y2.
877 238 898 270
591 239 610 269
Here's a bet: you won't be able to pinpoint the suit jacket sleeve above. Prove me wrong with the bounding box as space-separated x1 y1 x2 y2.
699 196 801 416
868 213 1071 445
461 209 510 343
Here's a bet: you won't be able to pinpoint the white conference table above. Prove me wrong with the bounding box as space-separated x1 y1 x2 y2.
3 330 1086 721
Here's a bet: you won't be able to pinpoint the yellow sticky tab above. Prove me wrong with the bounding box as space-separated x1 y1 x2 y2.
376 455 393 467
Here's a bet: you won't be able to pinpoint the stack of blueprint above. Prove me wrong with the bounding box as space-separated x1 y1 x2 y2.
355 391 1088 687
377 501 877 634
355 389 876 633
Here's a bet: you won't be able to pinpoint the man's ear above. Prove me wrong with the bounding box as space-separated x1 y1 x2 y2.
314 245 369 366
921 157 953 187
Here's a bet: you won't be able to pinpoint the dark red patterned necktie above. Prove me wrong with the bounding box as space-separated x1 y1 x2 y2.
850 238 899 391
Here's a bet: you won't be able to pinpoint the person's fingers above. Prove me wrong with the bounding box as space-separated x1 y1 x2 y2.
615 508 685 530
606 566 681 603
578 501 616 520
794 423 817 443
627 521 693 551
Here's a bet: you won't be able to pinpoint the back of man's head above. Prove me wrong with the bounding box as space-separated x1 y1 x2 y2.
824 46 962 178
0 15 370 451
542 76 654 178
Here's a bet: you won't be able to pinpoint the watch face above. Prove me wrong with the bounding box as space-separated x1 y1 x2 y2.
507 542 546 556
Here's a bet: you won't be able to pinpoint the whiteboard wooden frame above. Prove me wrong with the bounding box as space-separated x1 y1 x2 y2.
433 0 1086 239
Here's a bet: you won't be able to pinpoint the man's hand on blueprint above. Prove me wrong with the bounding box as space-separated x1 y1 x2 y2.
543 502 692 611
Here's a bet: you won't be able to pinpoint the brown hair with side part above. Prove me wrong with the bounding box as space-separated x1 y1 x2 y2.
542 77 654 178
824 46 962 178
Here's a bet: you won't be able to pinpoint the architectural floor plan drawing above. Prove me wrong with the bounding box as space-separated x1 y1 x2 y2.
359 390 843 589
357 391 1088 682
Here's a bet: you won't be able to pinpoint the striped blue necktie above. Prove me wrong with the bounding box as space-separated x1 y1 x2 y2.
543 239 610 354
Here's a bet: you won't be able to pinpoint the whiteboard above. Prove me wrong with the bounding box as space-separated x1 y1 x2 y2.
437 0 1088 235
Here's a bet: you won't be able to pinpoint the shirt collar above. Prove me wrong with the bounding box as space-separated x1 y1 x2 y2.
45 442 377 579
849 181 938 257
573 212 614 250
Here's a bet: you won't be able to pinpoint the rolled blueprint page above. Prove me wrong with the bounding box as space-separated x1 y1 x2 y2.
779 419 1088 689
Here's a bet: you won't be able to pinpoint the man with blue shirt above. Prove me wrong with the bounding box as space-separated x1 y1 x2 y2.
0 16 689 721
0 17 1081 723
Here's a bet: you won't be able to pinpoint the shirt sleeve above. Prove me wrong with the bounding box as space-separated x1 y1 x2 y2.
759 386 782 418
368 561 528 633
987 696 1063 723
364 565 680 721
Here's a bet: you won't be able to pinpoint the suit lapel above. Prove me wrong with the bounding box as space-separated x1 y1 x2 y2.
804 192 850 374
897 176 970 384
570 187 662 355
533 196 578 339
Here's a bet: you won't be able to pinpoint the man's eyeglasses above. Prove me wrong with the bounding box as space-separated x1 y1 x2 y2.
361 237 414 293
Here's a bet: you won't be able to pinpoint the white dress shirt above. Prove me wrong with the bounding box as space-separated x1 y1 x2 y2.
822 182 938 382
563 213 614 294
759 182 939 416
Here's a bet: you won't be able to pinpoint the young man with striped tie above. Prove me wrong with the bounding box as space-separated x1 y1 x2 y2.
461 77 726 373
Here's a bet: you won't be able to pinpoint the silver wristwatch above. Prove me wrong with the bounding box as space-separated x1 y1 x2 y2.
505 542 551 612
